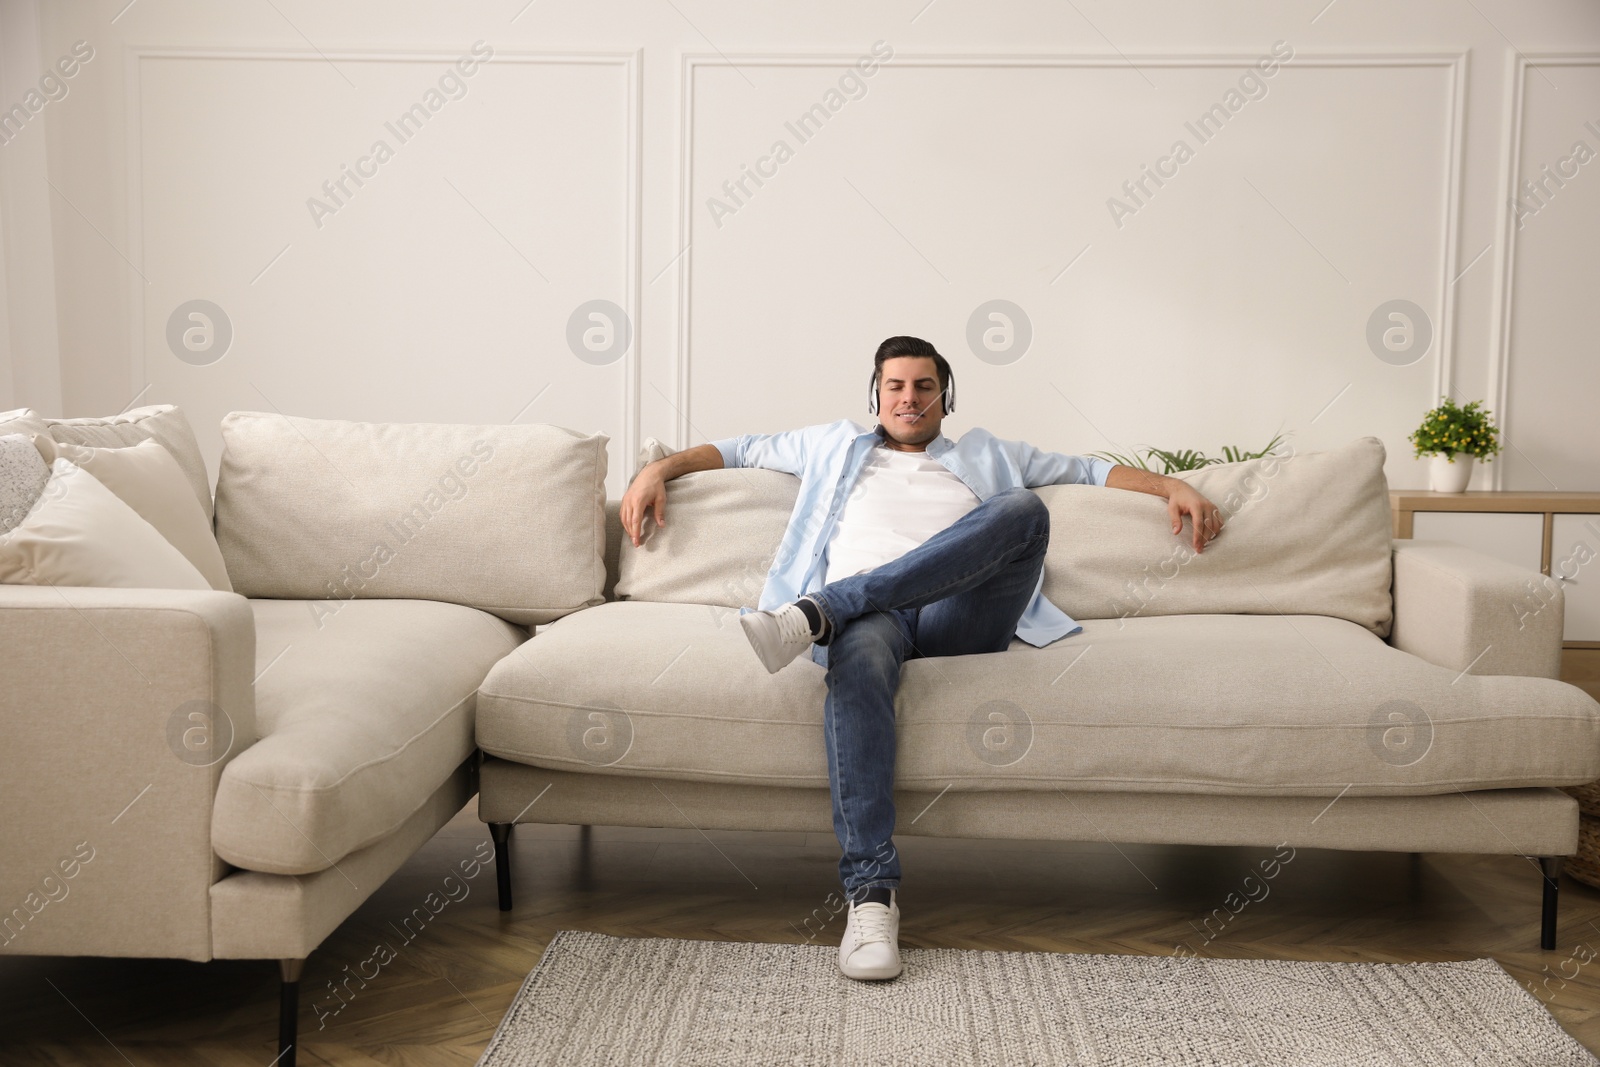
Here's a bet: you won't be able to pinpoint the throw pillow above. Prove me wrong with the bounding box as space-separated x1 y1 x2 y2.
34 436 232 591
0 459 211 591
44 404 213 522
0 433 50 536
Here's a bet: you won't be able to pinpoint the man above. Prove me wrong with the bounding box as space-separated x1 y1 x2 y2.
618 336 1224 982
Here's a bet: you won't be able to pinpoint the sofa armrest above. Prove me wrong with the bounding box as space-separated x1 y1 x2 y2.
1388 538 1564 679
0 585 255 961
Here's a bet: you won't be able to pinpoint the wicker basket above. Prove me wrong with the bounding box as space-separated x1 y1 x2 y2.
1562 781 1600 819
1566 811 1600 891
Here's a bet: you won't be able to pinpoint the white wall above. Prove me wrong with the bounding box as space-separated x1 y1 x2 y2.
8 1 1600 496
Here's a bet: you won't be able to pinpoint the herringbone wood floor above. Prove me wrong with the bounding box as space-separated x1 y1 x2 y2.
4 805 1600 1064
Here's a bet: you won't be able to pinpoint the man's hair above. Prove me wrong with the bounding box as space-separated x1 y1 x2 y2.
872 336 951 393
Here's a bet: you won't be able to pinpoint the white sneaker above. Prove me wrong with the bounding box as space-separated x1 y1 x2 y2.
739 600 821 674
838 891 902 980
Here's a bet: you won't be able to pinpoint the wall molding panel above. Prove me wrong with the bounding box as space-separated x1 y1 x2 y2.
124 46 641 476
674 49 1467 455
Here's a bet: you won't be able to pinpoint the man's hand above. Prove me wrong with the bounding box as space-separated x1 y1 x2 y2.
620 465 667 548
1167 482 1224 554
617 444 727 548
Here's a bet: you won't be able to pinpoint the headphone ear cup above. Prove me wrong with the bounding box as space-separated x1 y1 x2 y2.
868 371 878 415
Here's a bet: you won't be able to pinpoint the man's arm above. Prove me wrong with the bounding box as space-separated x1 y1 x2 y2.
710 428 811 476
1104 465 1225 555
655 444 726 481
1104 465 1172 496
619 444 723 548
1013 438 1114 488
620 425 821 547
1004 433 1225 553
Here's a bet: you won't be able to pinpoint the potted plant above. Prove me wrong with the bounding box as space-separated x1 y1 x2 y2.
1088 431 1291 473
1407 397 1502 492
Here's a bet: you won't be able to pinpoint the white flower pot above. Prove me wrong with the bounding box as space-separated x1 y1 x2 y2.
1428 453 1474 493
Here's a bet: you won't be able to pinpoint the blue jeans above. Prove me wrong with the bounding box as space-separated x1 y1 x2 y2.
805 487 1050 896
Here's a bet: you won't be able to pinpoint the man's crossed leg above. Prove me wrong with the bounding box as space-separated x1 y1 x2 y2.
737 487 1052 978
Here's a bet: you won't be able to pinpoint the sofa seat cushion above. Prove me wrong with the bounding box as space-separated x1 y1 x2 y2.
213 599 524 875
475 601 1600 797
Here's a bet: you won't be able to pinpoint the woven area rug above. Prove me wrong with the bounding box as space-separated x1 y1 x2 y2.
475 930 1599 1066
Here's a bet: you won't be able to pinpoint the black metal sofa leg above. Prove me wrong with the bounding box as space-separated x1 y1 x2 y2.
491 822 513 912
278 958 304 1066
1540 856 1563 950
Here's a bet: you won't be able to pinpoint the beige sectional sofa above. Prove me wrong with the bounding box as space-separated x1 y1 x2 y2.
476 435 1600 962
4 409 1597 1064
0 405 607 1067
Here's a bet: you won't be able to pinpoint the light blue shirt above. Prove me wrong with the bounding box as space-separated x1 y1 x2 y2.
710 419 1114 648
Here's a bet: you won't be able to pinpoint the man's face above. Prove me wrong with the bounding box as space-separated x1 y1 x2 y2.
876 356 944 450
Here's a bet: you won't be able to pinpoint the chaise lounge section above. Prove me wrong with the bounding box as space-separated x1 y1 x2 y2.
0 405 609 1066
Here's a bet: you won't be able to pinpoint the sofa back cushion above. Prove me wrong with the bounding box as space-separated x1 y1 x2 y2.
612 435 1394 636
1039 435 1394 636
614 466 798 607
614 436 799 607
215 412 607 625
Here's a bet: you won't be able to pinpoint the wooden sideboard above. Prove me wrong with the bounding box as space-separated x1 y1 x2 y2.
1389 490 1600 700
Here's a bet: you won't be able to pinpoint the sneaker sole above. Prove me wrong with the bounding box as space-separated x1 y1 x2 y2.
738 613 794 674
839 958 903 981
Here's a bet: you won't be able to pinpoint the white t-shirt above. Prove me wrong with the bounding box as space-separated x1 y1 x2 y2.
822 444 980 586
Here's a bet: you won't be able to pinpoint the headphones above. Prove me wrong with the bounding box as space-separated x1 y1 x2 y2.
868 365 956 416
